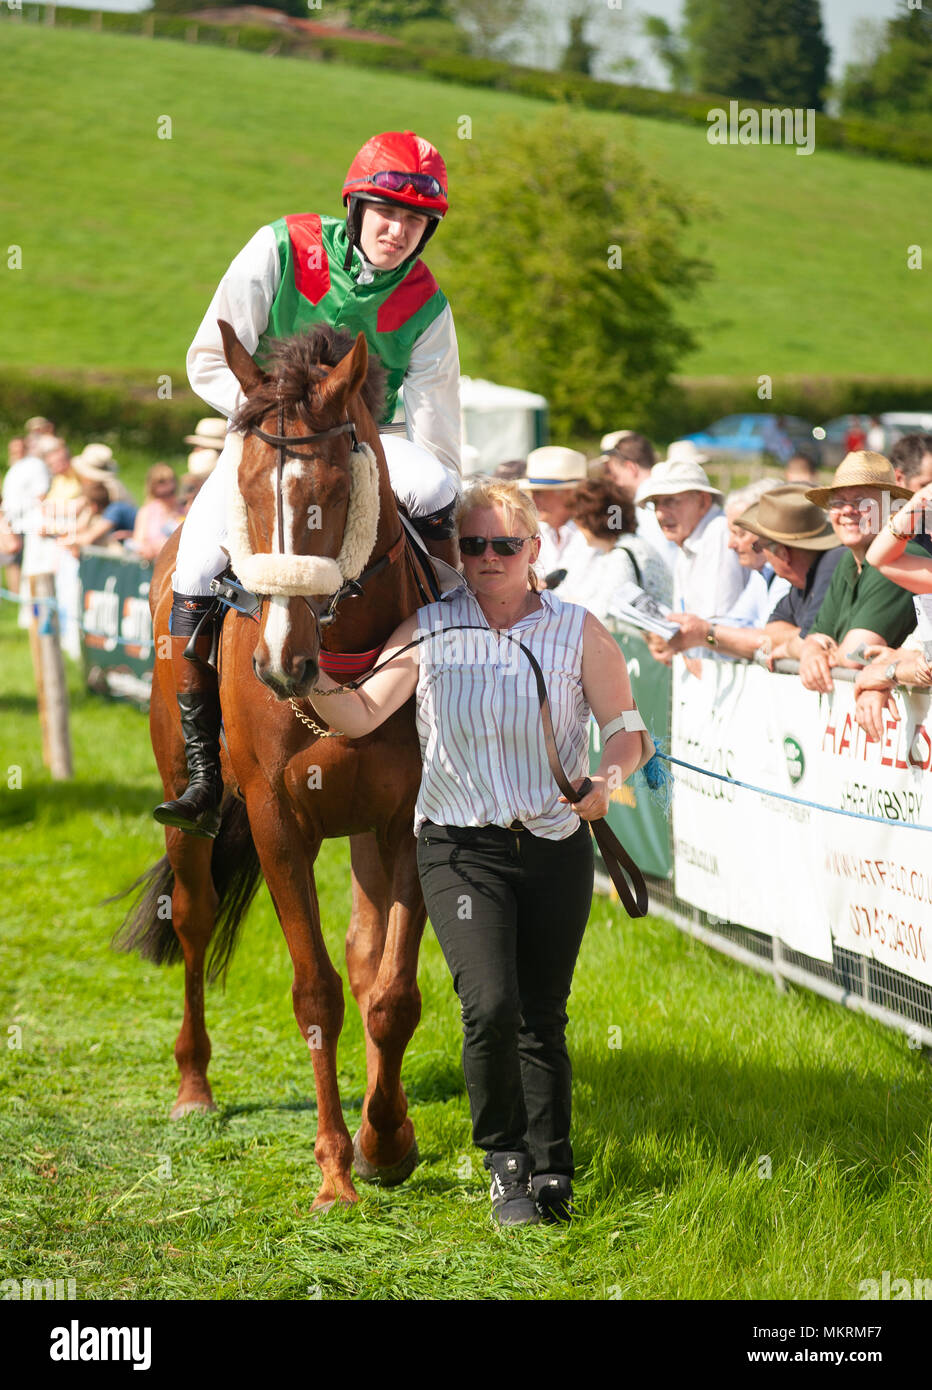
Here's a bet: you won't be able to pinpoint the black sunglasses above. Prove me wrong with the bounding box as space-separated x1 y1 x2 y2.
459 535 538 557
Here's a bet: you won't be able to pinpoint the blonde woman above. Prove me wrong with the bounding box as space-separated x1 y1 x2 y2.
306 479 651 1228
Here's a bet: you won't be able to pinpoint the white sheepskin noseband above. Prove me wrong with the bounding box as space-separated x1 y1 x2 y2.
225 436 381 597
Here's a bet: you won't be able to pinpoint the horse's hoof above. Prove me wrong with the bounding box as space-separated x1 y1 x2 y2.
170 1099 216 1120
352 1128 419 1186
310 1195 355 1219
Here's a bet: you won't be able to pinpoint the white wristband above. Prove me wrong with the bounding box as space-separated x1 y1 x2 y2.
600 709 647 742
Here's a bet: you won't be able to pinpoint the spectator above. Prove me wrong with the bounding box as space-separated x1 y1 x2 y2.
1 436 49 594
889 432 932 493
58 482 126 556
132 465 184 561
492 458 527 482
668 486 843 661
520 446 590 586
555 478 672 617
866 416 886 452
600 432 682 566
180 474 205 513
797 452 920 692
845 417 867 454
38 440 84 540
183 418 226 480
785 452 819 486
71 444 133 504
635 459 748 660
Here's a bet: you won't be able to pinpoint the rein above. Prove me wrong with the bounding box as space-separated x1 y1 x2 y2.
308 623 650 918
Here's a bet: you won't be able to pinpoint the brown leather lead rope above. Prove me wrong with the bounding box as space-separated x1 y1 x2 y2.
309 621 651 919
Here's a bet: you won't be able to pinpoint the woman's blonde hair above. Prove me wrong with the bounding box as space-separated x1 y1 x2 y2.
145 463 177 501
455 477 543 592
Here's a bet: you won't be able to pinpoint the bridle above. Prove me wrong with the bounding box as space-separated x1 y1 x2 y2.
243 398 403 631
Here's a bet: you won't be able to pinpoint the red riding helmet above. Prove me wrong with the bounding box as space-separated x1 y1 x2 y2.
342 131 448 271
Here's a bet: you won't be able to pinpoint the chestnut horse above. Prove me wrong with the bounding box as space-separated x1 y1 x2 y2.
115 323 436 1212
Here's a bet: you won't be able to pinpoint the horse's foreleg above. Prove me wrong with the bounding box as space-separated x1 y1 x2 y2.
352 833 426 1181
165 827 219 1118
251 812 356 1212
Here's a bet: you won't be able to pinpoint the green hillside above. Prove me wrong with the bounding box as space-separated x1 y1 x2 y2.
2 24 931 389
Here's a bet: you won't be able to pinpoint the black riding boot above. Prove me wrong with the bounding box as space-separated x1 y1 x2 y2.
153 622 224 840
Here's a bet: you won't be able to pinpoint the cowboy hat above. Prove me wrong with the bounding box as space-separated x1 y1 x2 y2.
806 450 913 506
635 459 723 506
183 418 228 450
738 485 839 551
519 446 587 490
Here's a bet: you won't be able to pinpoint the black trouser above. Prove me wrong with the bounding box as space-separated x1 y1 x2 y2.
416 820 593 1177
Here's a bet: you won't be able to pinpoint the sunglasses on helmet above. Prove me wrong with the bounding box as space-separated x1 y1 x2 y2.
366 170 445 198
459 535 538 557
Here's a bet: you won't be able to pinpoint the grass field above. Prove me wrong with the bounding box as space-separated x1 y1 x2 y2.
2 23 932 386
2 597 931 1301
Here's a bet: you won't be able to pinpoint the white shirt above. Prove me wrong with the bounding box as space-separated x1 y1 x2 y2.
674 506 748 621
185 223 462 482
2 454 50 533
413 587 590 839
722 565 791 627
557 534 672 618
534 518 589 581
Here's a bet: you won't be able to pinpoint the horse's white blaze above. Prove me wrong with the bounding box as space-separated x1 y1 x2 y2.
264 595 291 678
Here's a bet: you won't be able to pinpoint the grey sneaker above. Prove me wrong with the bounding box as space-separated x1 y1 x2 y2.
488 1151 540 1227
532 1173 574 1223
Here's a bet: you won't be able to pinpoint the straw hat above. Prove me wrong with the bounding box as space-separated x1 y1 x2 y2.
806 451 913 506
187 447 220 478
635 459 723 506
738 485 839 551
72 443 118 481
25 415 54 434
519 446 587 490
664 439 710 467
184 418 227 450
599 429 634 453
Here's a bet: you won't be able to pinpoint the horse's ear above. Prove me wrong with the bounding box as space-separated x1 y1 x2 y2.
319 332 369 413
218 319 266 395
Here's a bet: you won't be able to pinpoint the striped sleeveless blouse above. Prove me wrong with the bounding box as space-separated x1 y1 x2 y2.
413 586 591 839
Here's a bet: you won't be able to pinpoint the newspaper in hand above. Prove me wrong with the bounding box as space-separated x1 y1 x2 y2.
608 581 681 639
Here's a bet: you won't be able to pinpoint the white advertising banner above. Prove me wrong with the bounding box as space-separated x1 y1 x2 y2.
671 659 932 987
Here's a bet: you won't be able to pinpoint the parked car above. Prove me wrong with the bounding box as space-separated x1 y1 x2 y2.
684 414 818 464
812 412 932 468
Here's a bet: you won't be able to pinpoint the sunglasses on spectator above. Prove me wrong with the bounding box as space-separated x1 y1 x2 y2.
459 535 538 557
366 171 445 198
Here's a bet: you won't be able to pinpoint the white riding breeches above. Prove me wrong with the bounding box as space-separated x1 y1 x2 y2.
172 432 458 595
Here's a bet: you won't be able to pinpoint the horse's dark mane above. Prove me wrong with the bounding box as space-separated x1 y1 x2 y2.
231 326 386 432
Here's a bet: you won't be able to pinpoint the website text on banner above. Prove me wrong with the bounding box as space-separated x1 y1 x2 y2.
672 659 932 988
78 548 154 708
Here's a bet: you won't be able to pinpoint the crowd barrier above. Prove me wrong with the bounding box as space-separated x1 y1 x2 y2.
599 628 932 1052
78 547 154 708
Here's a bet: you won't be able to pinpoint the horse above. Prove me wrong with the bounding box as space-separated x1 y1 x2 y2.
115 322 439 1212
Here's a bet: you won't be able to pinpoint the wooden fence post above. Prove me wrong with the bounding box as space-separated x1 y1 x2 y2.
29 574 73 781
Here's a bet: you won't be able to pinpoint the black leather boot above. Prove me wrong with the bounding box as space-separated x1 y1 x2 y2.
153 628 223 839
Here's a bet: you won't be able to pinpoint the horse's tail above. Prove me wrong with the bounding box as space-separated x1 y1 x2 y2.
108 795 262 986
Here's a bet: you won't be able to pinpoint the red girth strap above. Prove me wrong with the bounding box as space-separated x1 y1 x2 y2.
317 643 385 678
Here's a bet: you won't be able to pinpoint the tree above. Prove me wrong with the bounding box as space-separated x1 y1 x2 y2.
840 3 932 127
642 14 690 92
451 0 527 58
430 111 711 436
561 14 595 75
348 0 452 30
682 0 830 110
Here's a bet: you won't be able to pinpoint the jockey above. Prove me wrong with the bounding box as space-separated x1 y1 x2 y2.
154 130 461 839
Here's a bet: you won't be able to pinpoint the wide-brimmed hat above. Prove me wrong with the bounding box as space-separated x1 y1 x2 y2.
738 485 840 551
72 443 118 481
806 450 913 506
664 439 710 467
519 446 587 490
635 459 723 506
183 418 227 450
599 429 634 453
187 447 220 478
